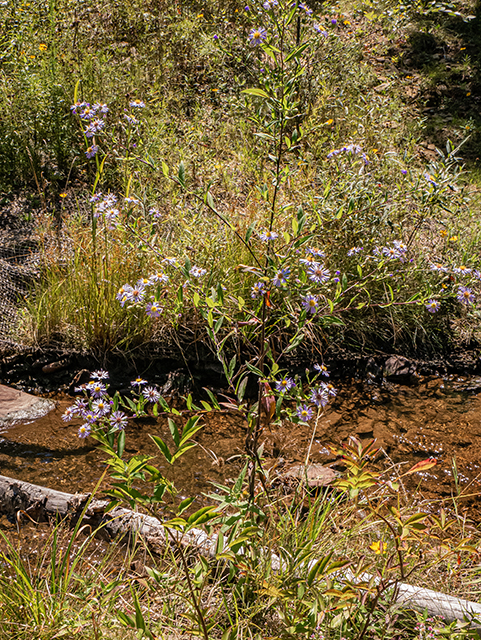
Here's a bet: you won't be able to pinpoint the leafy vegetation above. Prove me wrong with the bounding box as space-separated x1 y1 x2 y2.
0 0 480 355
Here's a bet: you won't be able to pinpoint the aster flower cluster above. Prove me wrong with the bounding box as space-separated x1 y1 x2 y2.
301 248 330 285
71 101 109 158
249 0 315 46
117 271 169 318
90 193 120 228
273 365 336 423
62 370 162 439
426 259 481 312
327 143 369 164
381 240 407 262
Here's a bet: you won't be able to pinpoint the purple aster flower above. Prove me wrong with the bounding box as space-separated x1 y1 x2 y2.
424 173 438 187
401 169 407 175
302 294 319 314
87 381 107 398
72 398 87 414
425 299 440 313
272 267 290 287
110 411 128 430
307 264 330 284
93 102 109 114
382 246 402 260
149 271 169 284
163 257 178 267
78 424 91 438
314 24 328 35
146 301 162 318
213 34 219 40
347 247 363 256
70 101 87 114
259 229 279 242
124 114 140 125
310 387 329 408
91 370 109 380
429 263 448 273
131 377 148 388
263 0 278 8
474 270 481 280
249 27 268 45
143 386 161 403
130 99 146 108
128 283 146 304
190 266 207 278
321 381 337 397
331 18 337 24
298 2 313 15
314 363 329 377
62 406 75 422
457 286 475 305
296 404 313 421
275 377 295 393
85 145 99 159
92 398 110 416
454 265 472 276
117 284 133 307
81 409 99 424
78 105 95 120
251 281 266 298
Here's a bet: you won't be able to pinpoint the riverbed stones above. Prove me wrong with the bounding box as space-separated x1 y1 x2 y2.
0 384 54 428
283 463 338 488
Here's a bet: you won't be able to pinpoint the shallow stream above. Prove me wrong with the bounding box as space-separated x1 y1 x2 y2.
1 375 481 518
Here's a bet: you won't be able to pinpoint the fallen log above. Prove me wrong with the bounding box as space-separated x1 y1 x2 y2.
0 474 480 627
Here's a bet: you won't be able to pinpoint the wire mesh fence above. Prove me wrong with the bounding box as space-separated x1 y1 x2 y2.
0 197 41 353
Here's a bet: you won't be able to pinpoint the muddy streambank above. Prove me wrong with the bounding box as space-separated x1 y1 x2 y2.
2 344 481 396
1 372 481 521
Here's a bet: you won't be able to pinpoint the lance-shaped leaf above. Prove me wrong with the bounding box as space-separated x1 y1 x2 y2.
402 458 437 476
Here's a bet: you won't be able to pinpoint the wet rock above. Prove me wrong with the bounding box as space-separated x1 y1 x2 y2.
41 360 66 374
384 356 417 383
366 357 383 383
0 385 54 429
284 463 338 488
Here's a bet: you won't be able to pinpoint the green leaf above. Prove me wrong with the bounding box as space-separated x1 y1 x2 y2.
193 291 200 307
177 285 184 305
187 506 218 527
161 161 169 177
242 88 269 98
117 430 125 458
178 161 185 186
150 435 172 463
245 362 263 376
237 375 248 401
285 332 304 354
180 416 204 444
228 355 237 380
285 41 310 63
177 496 195 515
214 315 224 334
245 222 256 243
203 387 221 410
168 418 180 447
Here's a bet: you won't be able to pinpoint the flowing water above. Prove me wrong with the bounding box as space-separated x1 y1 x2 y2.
1 375 481 518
